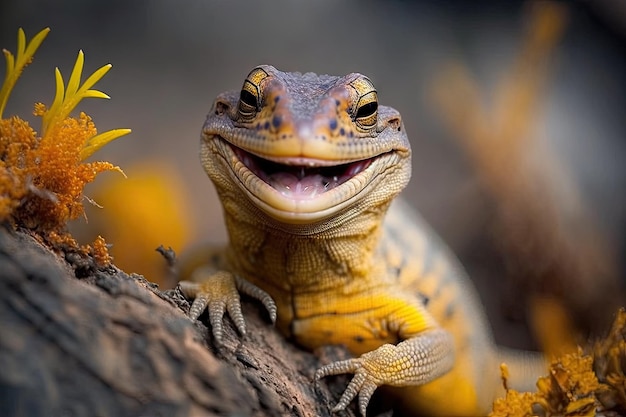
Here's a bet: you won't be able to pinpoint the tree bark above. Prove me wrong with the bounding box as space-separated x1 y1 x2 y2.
0 227 360 417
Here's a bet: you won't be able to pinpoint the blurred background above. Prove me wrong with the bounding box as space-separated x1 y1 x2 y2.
1 0 625 352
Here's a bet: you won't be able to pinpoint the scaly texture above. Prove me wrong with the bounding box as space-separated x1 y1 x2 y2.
180 65 545 416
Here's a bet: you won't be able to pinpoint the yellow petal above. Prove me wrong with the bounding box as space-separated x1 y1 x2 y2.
66 50 84 99
83 89 110 99
16 28 26 58
41 55 113 140
23 28 50 61
41 67 65 135
0 27 50 118
80 63 111 92
80 128 132 160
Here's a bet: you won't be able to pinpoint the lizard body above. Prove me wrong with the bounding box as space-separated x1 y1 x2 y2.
180 65 543 416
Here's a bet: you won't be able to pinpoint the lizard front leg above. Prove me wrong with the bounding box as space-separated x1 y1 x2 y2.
314 297 455 416
179 265 277 345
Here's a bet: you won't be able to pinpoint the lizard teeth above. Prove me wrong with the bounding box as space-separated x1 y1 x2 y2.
232 145 371 200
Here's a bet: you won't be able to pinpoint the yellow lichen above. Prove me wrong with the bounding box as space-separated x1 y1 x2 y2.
0 27 131 264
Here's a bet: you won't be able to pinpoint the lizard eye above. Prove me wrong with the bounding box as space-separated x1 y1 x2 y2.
238 67 269 121
237 83 258 119
356 99 378 120
354 91 378 130
349 75 379 132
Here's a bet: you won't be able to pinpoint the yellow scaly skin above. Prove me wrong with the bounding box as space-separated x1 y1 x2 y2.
180 65 543 416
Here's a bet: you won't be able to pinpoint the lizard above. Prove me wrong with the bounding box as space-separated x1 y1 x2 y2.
179 65 545 416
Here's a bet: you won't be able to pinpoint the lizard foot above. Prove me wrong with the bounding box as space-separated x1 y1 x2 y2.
179 267 277 345
315 351 382 416
315 328 454 416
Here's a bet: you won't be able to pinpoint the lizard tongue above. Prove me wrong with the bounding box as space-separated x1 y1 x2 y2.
267 172 337 199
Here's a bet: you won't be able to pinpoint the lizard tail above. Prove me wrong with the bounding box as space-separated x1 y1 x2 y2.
495 347 548 393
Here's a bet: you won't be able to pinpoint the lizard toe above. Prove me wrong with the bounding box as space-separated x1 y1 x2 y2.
235 275 277 324
179 268 246 344
316 359 379 417
188 292 210 321
358 381 378 417
225 290 247 336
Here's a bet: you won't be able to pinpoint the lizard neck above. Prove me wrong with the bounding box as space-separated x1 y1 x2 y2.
220 191 392 295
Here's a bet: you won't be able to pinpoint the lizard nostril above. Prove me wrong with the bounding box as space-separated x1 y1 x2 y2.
215 100 230 116
386 117 401 132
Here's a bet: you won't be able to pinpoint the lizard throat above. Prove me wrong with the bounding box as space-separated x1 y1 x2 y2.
231 145 372 200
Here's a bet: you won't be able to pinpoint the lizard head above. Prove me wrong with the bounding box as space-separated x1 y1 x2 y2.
201 65 411 225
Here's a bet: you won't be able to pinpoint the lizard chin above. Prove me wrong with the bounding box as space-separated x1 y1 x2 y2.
206 136 405 224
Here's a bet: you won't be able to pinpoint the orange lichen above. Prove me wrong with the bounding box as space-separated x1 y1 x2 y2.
91 235 113 266
593 308 626 413
534 349 603 416
0 28 130 265
0 116 38 219
6 110 123 231
491 309 626 416
491 386 537 417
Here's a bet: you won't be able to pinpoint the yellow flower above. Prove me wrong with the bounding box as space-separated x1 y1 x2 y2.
0 27 131 263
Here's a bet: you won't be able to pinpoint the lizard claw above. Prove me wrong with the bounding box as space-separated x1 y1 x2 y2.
179 267 276 345
315 355 381 416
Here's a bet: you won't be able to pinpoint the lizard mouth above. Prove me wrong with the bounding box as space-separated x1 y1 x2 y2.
232 146 372 200
202 135 408 224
